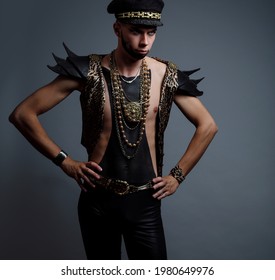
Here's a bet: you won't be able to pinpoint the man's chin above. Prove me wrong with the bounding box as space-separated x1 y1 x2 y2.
131 51 149 60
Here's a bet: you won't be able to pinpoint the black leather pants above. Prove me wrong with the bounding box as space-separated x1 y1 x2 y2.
78 188 167 260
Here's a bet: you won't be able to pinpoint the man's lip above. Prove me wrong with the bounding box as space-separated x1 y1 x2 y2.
137 50 148 54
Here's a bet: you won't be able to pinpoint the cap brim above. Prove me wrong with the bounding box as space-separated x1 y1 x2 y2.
118 18 163 27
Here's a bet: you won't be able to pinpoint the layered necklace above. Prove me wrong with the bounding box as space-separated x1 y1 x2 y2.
109 51 151 159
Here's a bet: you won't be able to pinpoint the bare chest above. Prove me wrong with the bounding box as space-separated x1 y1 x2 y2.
101 56 166 129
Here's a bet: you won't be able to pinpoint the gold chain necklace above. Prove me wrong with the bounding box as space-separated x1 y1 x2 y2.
109 51 151 158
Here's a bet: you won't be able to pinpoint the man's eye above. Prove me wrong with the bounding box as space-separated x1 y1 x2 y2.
130 29 139 35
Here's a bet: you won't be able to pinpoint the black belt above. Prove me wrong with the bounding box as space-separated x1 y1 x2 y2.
91 176 154 196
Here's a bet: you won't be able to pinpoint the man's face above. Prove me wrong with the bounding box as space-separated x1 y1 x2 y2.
116 22 157 60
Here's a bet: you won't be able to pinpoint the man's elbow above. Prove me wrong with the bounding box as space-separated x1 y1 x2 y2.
208 120 218 137
198 118 218 139
9 106 29 128
9 108 19 125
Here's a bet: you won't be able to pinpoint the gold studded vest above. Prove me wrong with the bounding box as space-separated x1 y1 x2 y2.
80 54 178 176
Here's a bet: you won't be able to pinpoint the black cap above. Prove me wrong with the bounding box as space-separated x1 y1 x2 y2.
107 0 164 26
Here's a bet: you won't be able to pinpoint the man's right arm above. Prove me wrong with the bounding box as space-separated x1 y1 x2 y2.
9 75 101 191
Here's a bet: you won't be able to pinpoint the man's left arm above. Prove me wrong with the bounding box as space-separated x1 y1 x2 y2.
153 95 218 200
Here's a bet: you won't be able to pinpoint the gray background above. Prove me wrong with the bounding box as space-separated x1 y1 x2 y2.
1 0 274 259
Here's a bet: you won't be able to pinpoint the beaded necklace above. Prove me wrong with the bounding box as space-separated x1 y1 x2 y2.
109 51 151 159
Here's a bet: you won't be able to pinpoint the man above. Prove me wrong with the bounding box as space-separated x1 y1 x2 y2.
9 0 217 260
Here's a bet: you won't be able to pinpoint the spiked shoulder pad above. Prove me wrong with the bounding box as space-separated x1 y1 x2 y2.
47 43 89 79
177 68 204 97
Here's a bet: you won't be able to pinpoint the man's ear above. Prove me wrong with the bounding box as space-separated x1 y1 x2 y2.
113 21 121 37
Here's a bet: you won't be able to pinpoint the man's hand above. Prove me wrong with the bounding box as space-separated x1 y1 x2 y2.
60 157 102 192
152 176 180 200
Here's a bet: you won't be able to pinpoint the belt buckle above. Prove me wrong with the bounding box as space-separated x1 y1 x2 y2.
113 179 130 195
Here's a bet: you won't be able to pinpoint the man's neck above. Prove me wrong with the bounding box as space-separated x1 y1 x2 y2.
114 48 144 77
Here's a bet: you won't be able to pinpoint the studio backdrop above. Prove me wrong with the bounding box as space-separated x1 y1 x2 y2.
0 0 274 259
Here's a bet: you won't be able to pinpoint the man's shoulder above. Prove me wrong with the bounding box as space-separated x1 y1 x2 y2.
149 57 178 72
147 57 178 78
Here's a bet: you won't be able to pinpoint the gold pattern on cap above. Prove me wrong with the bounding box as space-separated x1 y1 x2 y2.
116 11 161 20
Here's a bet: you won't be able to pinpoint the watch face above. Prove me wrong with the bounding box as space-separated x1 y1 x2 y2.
53 150 68 166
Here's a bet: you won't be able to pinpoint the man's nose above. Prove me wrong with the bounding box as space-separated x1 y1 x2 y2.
140 34 149 46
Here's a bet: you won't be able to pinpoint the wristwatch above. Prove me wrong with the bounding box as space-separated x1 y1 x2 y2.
52 150 68 166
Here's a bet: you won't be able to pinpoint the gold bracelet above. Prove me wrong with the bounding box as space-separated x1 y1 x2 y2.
169 165 186 184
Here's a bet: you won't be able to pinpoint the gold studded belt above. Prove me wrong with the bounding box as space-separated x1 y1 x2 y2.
91 176 154 196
